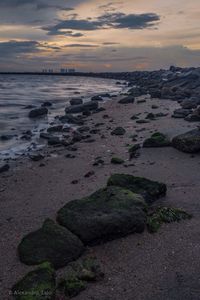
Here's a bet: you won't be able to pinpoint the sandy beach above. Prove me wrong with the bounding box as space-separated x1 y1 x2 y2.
0 93 200 299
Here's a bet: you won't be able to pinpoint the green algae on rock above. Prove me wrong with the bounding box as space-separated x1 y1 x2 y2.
57 186 147 245
172 129 200 153
143 132 171 148
12 262 55 300
147 207 192 233
18 219 84 269
111 157 125 164
107 174 167 204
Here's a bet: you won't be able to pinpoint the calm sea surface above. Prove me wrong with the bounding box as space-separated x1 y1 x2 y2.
0 75 125 159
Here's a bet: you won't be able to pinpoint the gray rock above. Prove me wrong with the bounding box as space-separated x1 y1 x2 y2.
59 114 84 125
172 108 192 118
181 97 200 109
118 96 135 104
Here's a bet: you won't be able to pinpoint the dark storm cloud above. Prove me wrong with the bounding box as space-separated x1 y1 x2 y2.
44 12 160 35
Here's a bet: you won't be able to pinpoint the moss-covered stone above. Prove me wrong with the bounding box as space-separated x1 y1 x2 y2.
111 127 126 136
57 186 147 245
172 129 200 153
143 132 171 147
57 257 103 298
147 207 192 233
12 262 56 300
107 173 167 204
18 219 84 269
111 157 124 164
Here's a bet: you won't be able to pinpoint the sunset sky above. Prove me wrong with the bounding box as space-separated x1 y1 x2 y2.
0 0 200 72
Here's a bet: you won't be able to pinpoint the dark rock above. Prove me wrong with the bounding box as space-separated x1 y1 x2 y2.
155 112 168 117
152 105 159 109
18 219 84 269
137 99 146 104
185 114 200 122
136 119 149 124
0 164 10 173
40 132 52 140
77 126 90 133
118 96 134 104
23 105 36 110
172 108 192 118
59 114 84 125
71 180 79 185
65 101 98 114
65 154 76 159
172 129 200 153
129 144 141 159
57 186 147 245
143 132 171 147
111 157 124 164
41 101 52 107
107 174 167 204
1 134 15 141
111 127 126 136
92 107 106 114
145 113 156 120
48 137 62 146
47 125 63 132
12 262 56 300
181 97 200 109
29 153 44 161
29 107 48 118
84 171 95 178
91 95 103 101
70 98 83 106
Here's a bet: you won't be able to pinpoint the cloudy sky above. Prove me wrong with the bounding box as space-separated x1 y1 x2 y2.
0 0 200 72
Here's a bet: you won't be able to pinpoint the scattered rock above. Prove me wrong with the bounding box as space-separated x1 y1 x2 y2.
172 129 200 153
111 157 125 164
65 101 98 114
59 114 84 126
107 174 167 204
91 95 103 101
29 107 48 118
29 153 44 161
129 144 141 159
70 98 83 106
143 132 171 147
111 127 126 136
12 262 56 300
41 101 52 107
0 164 10 173
145 113 156 120
47 125 63 132
136 119 149 124
57 186 147 245
118 96 135 104
172 108 192 118
18 219 84 269
84 171 95 178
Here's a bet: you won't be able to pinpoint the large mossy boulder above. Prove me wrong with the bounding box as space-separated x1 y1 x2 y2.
18 219 84 269
107 174 167 204
143 132 171 148
57 186 147 245
12 262 56 300
172 129 200 153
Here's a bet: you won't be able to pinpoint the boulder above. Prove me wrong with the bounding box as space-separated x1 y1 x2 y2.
107 174 167 204
111 127 126 136
70 98 83 106
18 219 84 269
172 129 200 153
172 108 192 118
12 262 55 300
143 132 171 147
118 96 135 104
57 186 147 245
29 107 48 118
65 101 98 114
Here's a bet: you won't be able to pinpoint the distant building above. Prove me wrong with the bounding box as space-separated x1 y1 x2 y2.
60 68 76 74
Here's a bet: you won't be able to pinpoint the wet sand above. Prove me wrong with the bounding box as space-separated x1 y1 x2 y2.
0 95 200 299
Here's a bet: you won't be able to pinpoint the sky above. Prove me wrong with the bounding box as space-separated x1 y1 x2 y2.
0 0 200 72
